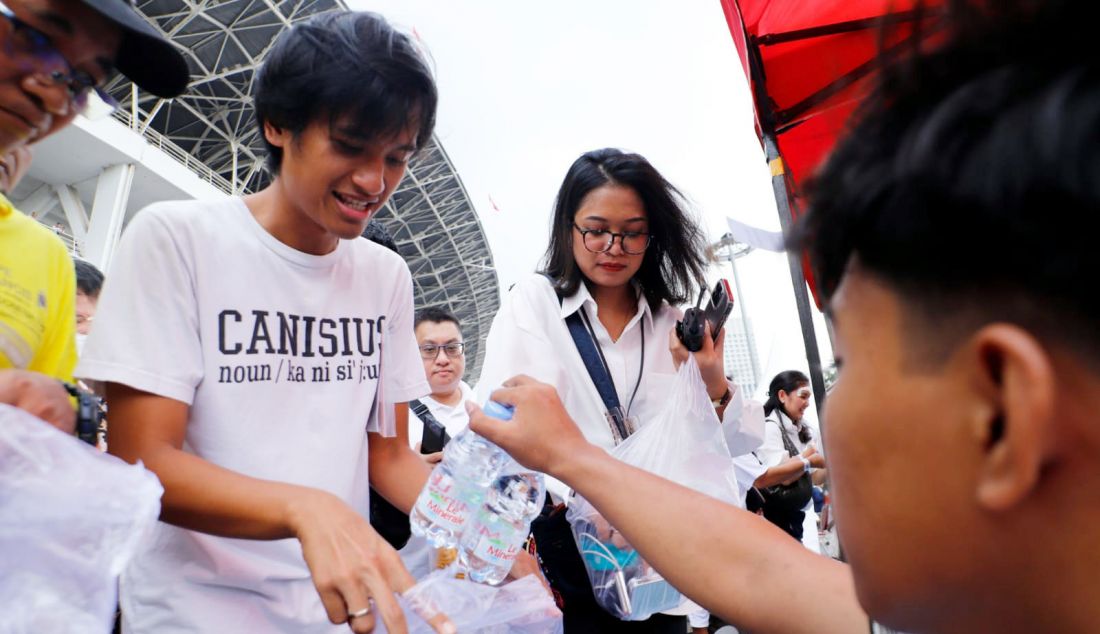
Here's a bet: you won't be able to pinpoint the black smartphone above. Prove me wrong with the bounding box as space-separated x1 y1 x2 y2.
419 419 450 454
703 279 734 341
675 279 735 352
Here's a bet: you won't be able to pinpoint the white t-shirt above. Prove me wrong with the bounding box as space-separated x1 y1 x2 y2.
77 198 429 633
477 274 765 618
478 274 766 501
399 381 474 579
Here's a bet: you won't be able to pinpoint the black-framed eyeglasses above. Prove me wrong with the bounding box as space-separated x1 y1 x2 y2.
419 342 465 359
0 0 119 117
573 224 652 255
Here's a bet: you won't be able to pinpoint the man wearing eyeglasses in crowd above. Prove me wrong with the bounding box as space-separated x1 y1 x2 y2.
396 306 475 578
0 0 187 431
407 307 473 462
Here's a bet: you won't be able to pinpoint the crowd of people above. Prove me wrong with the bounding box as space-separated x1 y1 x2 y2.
2 0 1097 633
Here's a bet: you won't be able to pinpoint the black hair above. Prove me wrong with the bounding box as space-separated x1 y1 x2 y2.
74 259 104 298
253 11 437 175
362 219 400 254
764 370 812 443
540 148 708 312
415 306 460 331
790 0 1099 367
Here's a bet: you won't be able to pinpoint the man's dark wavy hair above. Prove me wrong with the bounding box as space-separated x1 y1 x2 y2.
253 11 437 175
790 0 1099 366
541 148 707 313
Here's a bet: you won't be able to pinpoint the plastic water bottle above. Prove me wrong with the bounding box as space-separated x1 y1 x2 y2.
409 401 512 548
458 458 545 585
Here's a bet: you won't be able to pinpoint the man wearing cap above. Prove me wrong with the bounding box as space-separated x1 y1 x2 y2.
0 0 187 430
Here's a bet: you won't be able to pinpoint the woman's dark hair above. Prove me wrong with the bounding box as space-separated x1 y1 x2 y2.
540 148 707 312
764 370 812 443
253 11 437 175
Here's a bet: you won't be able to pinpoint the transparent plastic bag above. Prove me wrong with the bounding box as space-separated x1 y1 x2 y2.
566 356 741 621
380 569 562 633
0 404 163 633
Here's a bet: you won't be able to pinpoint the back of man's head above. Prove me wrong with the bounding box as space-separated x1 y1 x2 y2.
799 0 1097 367
792 1 1099 631
362 219 400 254
74 259 104 298
253 11 437 176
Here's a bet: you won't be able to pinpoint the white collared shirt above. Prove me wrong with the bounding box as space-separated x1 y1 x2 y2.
477 274 765 501
477 274 765 618
757 410 817 468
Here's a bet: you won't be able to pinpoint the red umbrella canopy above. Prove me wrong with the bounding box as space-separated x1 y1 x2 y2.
720 0 944 211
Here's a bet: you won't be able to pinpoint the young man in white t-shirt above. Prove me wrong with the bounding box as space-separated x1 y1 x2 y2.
399 306 474 578
77 12 457 634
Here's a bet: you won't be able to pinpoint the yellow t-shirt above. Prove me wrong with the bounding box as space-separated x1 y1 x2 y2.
0 193 77 382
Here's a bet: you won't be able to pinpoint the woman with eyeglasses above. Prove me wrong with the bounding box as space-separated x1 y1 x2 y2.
748 370 827 545
477 148 764 633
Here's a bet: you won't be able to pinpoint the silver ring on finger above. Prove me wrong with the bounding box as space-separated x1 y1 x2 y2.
348 606 371 619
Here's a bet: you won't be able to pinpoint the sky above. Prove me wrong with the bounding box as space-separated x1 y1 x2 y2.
350 1 834 404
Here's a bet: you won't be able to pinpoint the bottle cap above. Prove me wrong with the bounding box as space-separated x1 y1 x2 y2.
434 547 458 568
482 400 515 421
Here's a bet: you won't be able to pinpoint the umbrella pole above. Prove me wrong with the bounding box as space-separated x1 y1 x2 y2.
764 134 828 422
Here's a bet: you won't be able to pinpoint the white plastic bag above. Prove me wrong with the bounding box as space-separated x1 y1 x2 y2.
566 356 741 621
0 404 163 634
381 569 562 633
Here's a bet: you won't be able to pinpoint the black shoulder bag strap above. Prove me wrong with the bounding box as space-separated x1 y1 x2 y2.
410 398 450 447
541 273 634 443
563 311 634 444
776 414 800 458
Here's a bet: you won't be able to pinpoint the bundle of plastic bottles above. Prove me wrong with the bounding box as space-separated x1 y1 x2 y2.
410 401 545 585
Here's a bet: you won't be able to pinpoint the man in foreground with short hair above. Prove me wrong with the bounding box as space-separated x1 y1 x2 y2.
79 11 457 634
468 2 1100 632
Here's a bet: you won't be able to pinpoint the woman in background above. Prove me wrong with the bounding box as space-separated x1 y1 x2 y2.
478 148 764 632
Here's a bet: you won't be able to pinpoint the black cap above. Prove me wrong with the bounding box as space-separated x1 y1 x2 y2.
82 0 189 98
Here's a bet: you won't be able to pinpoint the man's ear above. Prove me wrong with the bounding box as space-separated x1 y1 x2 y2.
262 119 290 148
967 324 1057 511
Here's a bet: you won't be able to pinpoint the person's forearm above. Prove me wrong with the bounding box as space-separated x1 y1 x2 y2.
106 383 328 540
368 432 432 514
754 457 807 489
132 441 323 540
557 445 866 634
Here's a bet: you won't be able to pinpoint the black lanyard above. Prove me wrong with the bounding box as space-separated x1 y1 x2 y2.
577 304 645 418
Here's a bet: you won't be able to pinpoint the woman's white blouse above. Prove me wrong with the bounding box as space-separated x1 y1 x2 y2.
477 274 765 501
757 410 816 468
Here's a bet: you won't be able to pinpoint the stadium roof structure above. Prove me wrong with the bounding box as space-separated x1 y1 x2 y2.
99 0 500 377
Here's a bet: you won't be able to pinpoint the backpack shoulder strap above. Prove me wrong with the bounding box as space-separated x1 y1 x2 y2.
410 399 447 444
